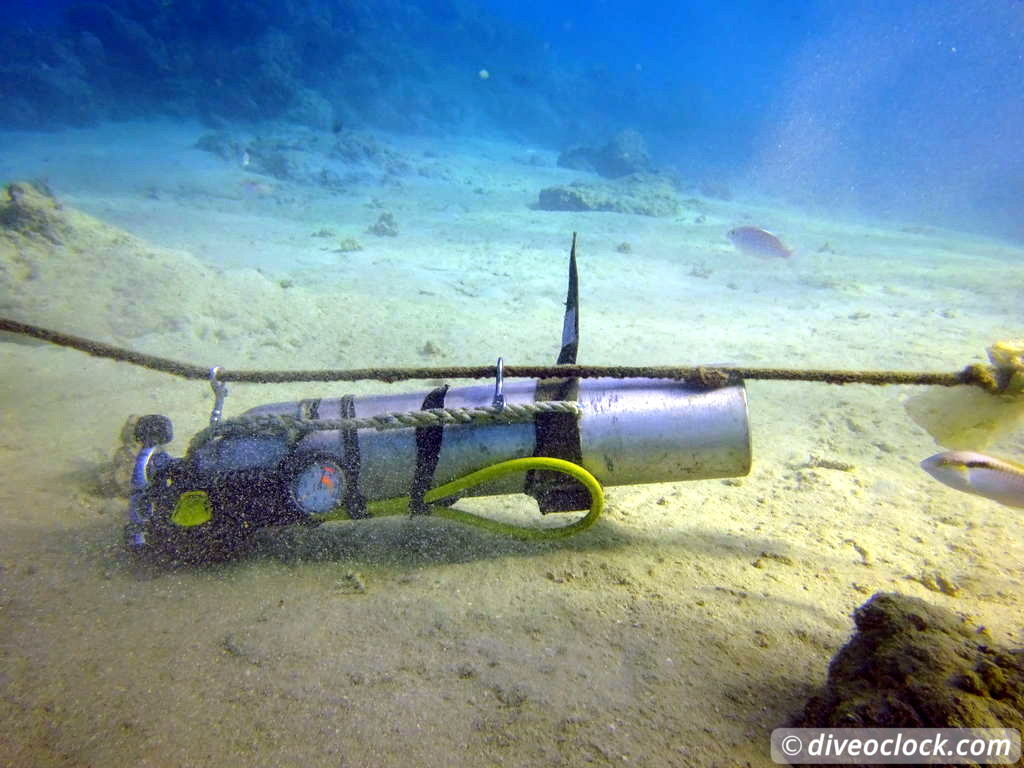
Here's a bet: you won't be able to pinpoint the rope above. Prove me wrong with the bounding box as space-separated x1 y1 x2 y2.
185 402 583 456
0 315 1006 393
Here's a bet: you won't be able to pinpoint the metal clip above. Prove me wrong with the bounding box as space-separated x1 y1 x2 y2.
492 357 505 412
209 366 228 425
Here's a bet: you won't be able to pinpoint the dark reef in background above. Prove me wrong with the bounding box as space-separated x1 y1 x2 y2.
0 0 683 147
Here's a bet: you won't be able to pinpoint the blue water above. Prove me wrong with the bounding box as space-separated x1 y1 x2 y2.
476 0 1024 237
3 0 1023 238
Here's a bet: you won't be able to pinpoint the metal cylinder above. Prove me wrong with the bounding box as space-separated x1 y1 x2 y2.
243 378 751 503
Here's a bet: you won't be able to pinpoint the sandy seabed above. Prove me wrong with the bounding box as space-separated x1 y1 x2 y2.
1 120 1023 767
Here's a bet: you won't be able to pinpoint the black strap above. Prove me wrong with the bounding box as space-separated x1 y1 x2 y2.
339 395 368 519
526 234 587 512
409 385 449 515
525 377 589 513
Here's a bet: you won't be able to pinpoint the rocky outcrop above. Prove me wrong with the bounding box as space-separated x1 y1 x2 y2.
193 128 414 187
794 592 1024 730
537 173 680 217
0 181 72 244
557 129 654 179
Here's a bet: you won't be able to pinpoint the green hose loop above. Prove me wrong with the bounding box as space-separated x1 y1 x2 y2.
317 457 605 539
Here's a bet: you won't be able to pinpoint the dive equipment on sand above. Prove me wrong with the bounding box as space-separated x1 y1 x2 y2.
124 235 752 560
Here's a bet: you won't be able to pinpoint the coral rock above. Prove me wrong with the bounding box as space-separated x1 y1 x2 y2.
794 592 1024 731
537 174 679 217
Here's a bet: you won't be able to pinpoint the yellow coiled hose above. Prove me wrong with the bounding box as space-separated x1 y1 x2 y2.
318 456 604 539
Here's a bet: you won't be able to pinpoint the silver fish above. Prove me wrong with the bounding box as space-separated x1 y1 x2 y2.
727 226 793 259
920 450 1024 508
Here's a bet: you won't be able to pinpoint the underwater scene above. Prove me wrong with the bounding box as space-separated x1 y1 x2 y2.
2 1 1024 766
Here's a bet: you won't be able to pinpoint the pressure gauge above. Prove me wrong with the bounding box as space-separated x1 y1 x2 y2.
288 457 345 516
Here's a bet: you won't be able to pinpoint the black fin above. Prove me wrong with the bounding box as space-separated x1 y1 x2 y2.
409 385 449 515
557 233 579 365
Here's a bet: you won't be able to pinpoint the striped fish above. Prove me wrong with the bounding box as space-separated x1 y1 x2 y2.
920 450 1024 508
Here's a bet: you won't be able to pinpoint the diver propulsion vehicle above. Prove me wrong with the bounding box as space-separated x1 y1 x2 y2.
124 237 752 559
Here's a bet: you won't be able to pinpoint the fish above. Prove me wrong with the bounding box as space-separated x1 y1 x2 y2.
240 178 274 196
919 450 1024 508
727 226 793 259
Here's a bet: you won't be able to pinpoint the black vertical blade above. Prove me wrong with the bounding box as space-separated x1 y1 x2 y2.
557 233 579 365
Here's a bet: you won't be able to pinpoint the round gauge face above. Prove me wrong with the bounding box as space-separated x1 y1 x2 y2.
289 458 345 516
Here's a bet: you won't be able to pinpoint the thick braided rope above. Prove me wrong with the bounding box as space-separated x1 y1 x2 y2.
187 401 582 456
315 401 582 430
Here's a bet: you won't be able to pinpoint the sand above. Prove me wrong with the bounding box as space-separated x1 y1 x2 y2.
1 120 1023 767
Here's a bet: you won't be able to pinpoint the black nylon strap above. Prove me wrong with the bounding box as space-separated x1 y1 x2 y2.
408 385 449 515
525 377 589 513
339 395 368 519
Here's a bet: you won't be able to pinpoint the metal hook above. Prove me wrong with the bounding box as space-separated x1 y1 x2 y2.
492 357 505 412
209 366 228 425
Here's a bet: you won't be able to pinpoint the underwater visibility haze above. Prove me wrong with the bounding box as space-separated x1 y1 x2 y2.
1 1 1024 766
